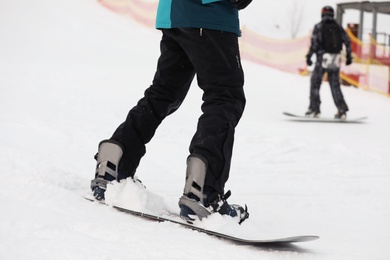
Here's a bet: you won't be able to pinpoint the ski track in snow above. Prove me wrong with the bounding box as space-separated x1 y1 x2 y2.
0 0 390 259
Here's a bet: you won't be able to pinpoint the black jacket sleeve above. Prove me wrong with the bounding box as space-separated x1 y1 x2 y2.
306 23 321 58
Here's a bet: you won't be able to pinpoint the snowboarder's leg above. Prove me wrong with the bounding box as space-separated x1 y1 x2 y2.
307 64 325 116
109 30 196 178
171 28 247 223
90 140 123 200
328 68 348 118
175 28 246 194
178 154 249 224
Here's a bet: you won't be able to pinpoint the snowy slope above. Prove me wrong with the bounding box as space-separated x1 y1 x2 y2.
0 0 390 259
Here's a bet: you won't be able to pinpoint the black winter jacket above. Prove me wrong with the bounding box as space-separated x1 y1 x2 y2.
307 16 352 59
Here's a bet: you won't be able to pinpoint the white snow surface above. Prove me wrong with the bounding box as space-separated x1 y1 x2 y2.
1 0 390 259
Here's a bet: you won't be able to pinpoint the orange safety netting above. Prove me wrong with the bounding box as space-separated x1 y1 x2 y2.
239 27 310 74
341 28 390 95
98 0 156 28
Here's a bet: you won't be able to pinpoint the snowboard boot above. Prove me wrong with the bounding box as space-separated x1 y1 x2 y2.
335 110 347 120
178 155 249 224
305 109 321 118
90 140 123 201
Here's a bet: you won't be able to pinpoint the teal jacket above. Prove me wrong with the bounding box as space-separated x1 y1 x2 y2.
156 0 241 36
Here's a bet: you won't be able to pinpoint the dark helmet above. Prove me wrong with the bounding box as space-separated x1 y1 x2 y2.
321 5 334 17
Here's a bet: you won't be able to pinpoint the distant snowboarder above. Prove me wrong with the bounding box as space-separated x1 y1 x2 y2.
305 5 353 119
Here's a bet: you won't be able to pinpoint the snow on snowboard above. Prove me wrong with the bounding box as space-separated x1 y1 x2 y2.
84 194 319 245
283 112 367 123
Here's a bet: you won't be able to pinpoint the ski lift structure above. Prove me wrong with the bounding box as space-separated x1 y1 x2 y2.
336 1 390 62
335 1 390 95
336 1 390 43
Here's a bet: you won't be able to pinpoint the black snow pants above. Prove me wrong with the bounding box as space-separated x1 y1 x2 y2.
110 28 246 193
308 57 349 113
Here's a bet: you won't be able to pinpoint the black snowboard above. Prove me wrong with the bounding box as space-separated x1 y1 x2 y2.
283 112 367 123
84 195 319 245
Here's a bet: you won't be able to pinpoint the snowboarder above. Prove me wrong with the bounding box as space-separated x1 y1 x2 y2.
305 5 353 119
90 0 252 224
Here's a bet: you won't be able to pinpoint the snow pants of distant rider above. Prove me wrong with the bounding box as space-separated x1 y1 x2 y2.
110 28 246 194
309 63 349 113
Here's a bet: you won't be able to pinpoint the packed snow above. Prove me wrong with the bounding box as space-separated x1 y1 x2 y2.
0 0 390 259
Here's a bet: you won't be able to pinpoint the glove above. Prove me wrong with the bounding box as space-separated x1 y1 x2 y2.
306 54 313 66
230 0 252 10
346 55 352 65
